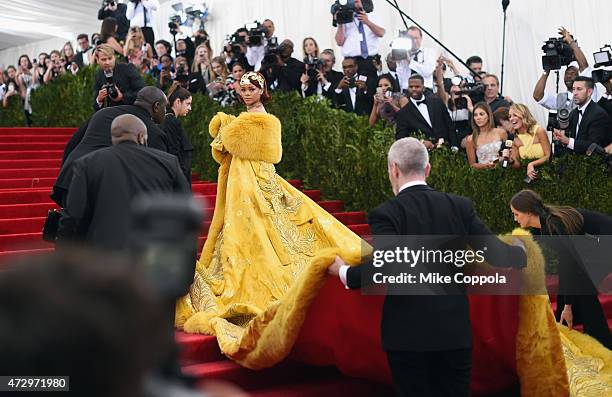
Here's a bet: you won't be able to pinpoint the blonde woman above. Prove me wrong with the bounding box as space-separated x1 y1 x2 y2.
509 103 551 180
465 102 507 169
191 44 213 85
123 26 153 60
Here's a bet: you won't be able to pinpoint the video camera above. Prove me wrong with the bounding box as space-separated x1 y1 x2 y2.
245 21 267 47
456 81 484 97
389 31 415 61
591 45 612 84
330 0 373 26
541 37 575 71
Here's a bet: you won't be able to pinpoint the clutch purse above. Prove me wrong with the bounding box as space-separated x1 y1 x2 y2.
42 209 62 243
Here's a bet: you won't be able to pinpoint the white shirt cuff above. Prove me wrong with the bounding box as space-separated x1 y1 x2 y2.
339 265 350 289
334 88 343 94
567 138 575 150
323 81 332 91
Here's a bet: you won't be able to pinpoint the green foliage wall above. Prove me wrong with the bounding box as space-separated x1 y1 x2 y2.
1 71 609 234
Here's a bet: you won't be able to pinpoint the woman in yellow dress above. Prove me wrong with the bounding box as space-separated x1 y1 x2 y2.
175 72 363 368
509 103 551 180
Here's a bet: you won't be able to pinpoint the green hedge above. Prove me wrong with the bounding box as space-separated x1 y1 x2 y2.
0 69 609 234
0 95 25 126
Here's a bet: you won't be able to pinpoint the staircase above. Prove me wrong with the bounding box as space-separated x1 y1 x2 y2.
0 127 390 396
0 127 609 396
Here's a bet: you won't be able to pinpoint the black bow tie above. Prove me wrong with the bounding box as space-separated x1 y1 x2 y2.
415 99 426 106
578 109 583 116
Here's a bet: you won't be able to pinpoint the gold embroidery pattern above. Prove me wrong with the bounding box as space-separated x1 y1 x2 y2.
562 339 612 396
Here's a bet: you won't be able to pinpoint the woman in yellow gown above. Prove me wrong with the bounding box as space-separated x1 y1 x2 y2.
175 72 363 367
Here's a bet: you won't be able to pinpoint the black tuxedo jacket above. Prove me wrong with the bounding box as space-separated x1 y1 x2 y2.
565 100 611 154
74 49 92 68
52 105 169 206
93 63 145 111
346 185 527 352
333 85 374 116
304 69 343 100
395 95 455 145
57 142 189 251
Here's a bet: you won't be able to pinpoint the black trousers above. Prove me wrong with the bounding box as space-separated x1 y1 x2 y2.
387 349 472 397
141 26 155 50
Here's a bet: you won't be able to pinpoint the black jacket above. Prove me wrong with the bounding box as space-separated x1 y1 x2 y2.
262 57 304 93
52 105 169 207
161 113 194 186
346 185 526 351
395 95 455 145
333 82 374 116
74 48 92 69
93 63 145 111
303 69 343 100
98 3 130 41
57 142 189 251
563 100 612 154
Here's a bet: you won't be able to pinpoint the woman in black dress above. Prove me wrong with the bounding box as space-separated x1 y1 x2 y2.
161 82 194 187
510 189 612 349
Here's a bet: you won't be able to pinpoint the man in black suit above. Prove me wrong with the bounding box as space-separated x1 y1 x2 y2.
93 44 145 111
260 39 304 94
52 87 169 207
328 137 527 397
301 49 343 100
553 76 612 155
395 74 456 147
57 114 189 250
74 34 94 69
333 57 373 116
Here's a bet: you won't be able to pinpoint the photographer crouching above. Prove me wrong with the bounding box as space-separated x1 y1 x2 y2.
260 39 304 93
93 44 145 111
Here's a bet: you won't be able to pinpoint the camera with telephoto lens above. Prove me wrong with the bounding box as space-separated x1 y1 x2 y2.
305 57 324 78
541 37 575 71
330 0 373 27
262 37 281 66
168 15 182 36
245 21 266 47
457 82 484 96
102 69 119 100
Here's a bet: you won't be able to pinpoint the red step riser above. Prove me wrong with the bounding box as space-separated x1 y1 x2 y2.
0 159 61 169
0 143 67 151
0 135 72 143
0 178 56 190
0 128 76 135
0 168 59 179
0 190 54 205
0 203 57 219
0 151 64 160
0 217 45 235
0 233 51 251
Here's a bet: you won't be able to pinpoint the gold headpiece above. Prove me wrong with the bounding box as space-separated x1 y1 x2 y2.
240 71 266 88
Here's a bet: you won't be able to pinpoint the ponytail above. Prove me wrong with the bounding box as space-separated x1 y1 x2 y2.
167 81 191 109
510 189 583 234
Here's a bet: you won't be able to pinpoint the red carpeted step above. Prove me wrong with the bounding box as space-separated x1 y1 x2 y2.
175 332 223 365
0 233 50 251
303 190 321 202
0 127 76 135
1 142 67 151
348 224 370 236
0 150 64 160
0 178 56 189
0 247 54 263
0 134 71 143
332 211 366 225
0 203 57 219
318 200 343 213
0 217 45 235
0 159 61 169
0 168 59 179
0 189 54 205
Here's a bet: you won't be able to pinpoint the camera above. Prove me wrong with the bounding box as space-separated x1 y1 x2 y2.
457 82 484 96
591 45 612 84
102 69 119 100
245 21 266 47
305 57 324 78
103 0 116 7
168 15 182 35
330 0 373 26
541 37 575 71
262 37 281 66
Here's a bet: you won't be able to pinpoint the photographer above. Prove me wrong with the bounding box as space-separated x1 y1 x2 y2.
1 66 19 109
93 44 145 111
334 0 385 82
435 60 473 147
75 34 94 68
399 26 436 91
533 29 598 127
191 43 213 86
260 39 304 94
301 48 343 99
368 74 408 127
99 17 126 57
596 71 612 119
157 54 174 92
98 0 130 42
43 50 66 85
16 55 38 126
246 19 277 71
126 0 159 49
483 73 512 112
463 55 484 84
333 57 373 115
124 26 154 61
207 57 231 106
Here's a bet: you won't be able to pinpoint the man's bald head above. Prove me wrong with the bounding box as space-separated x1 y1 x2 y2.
134 87 168 124
111 114 147 146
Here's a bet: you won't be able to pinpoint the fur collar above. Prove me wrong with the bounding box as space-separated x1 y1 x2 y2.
212 112 282 164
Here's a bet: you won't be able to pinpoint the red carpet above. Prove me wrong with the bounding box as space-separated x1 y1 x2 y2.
0 127 609 396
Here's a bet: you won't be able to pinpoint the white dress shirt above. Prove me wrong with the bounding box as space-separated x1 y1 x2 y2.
410 96 432 127
338 180 428 288
404 46 436 89
340 14 382 58
126 0 159 28
567 99 591 150
538 67 600 110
